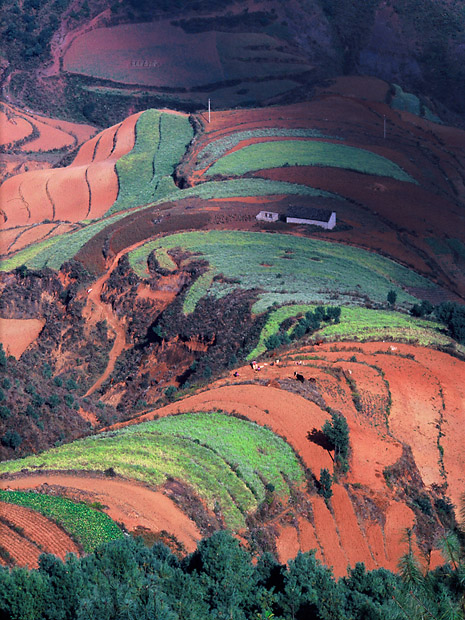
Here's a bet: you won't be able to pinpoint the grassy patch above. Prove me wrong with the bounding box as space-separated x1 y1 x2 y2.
205 140 415 183
183 270 214 315
128 230 436 314
314 306 452 347
391 84 442 123
195 128 341 169
107 110 193 215
0 490 123 553
0 413 304 531
247 304 314 360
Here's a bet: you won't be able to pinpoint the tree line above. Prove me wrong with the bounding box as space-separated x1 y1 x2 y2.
1 528 464 620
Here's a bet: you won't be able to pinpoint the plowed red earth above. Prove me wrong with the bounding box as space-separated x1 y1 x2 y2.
1 474 201 558
103 341 463 575
0 318 45 358
0 104 96 187
0 501 79 568
0 111 141 233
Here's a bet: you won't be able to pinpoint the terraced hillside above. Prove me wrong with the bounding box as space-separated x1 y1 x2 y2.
2 341 464 577
1 77 464 581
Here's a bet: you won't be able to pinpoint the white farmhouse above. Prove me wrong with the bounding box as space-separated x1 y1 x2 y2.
286 206 336 230
256 210 279 222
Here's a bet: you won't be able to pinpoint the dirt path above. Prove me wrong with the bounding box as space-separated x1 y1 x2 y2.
82 238 158 397
0 473 201 552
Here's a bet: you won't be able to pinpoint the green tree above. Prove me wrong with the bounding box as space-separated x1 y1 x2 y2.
318 468 333 501
387 290 397 305
322 410 350 472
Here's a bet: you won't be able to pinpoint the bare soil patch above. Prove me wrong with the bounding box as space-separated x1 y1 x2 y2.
1 473 201 552
0 318 45 358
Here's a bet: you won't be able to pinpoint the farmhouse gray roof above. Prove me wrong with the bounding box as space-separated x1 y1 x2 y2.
286 206 334 222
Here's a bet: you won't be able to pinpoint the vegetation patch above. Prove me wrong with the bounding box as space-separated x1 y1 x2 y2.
128 230 436 314
247 304 314 360
205 140 416 183
0 490 123 553
195 128 341 169
315 306 453 347
108 110 193 215
0 413 305 531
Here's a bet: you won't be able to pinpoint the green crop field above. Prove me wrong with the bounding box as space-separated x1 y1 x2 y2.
195 128 340 170
205 140 416 183
0 490 123 553
128 230 436 313
0 212 129 271
182 271 214 315
108 110 193 215
0 413 304 531
314 307 453 347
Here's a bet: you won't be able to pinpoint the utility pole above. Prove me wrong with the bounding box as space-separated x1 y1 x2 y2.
208 98 211 123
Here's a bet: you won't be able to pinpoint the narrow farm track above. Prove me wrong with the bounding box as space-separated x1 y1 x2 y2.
82 239 154 397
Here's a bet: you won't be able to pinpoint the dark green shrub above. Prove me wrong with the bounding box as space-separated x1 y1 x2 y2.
318 468 333 500
1 431 22 449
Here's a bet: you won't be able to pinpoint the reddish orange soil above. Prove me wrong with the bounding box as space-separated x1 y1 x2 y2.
0 111 33 145
0 111 142 232
102 340 465 574
1 474 201 553
0 318 45 358
0 501 80 568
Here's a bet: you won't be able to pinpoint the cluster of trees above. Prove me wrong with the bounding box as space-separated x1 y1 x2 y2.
408 300 465 344
1 529 464 620
265 306 341 351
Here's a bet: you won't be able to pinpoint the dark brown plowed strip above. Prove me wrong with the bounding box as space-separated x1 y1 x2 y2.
17 182 31 219
91 133 103 162
84 166 92 218
110 121 123 158
7 228 27 252
45 177 57 220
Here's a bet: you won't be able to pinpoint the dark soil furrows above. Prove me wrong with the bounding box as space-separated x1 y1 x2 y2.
109 121 122 158
91 133 103 162
17 182 31 220
45 177 56 220
84 166 92 218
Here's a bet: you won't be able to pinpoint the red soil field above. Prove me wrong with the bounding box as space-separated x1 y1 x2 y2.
0 501 80 568
1 474 201 554
0 111 33 146
0 111 142 233
0 318 45 358
63 21 223 89
102 340 463 574
4 222 75 255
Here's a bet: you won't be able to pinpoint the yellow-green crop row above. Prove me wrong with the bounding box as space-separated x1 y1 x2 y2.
0 413 305 531
205 140 416 183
